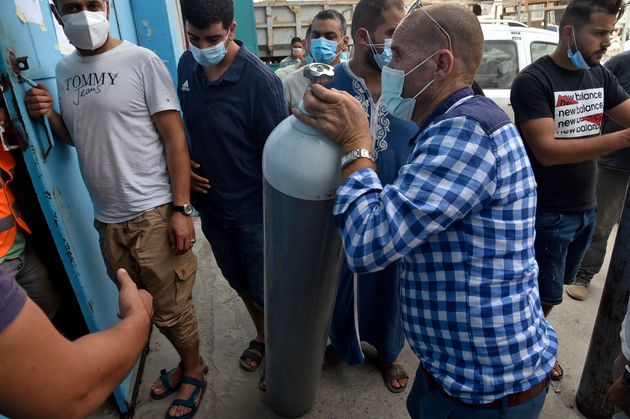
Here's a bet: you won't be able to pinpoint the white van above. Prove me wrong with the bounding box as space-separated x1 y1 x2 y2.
477 23 559 120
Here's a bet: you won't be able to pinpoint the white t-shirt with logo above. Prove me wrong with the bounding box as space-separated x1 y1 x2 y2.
56 41 179 223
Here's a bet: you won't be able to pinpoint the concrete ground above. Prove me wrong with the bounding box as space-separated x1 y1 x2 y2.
91 218 616 419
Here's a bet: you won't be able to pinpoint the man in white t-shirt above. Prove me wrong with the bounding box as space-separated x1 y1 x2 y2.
25 1 205 418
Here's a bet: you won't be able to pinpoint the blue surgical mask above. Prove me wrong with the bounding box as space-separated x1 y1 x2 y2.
375 39 393 69
340 51 349 61
381 51 439 120
304 55 314 64
567 27 590 70
310 37 341 64
190 29 230 67
364 30 392 69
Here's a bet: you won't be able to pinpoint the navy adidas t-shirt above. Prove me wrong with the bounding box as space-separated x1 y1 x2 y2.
177 42 288 225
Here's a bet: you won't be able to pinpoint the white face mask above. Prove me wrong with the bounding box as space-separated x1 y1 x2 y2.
61 11 110 51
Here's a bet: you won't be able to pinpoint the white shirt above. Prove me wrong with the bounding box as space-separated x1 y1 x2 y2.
281 66 310 113
56 41 179 223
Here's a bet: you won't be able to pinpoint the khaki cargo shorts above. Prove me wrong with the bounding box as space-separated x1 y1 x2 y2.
94 203 199 349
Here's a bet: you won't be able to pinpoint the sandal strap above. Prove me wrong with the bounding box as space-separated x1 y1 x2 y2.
159 360 188 391
247 339 265 354
170 377 205 409
159 368 174 392
240 340 265 364
182 376 206 388
240 349 263 364
171 398 196 409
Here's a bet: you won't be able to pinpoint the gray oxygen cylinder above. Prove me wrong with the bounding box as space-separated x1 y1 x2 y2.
262 63 343 417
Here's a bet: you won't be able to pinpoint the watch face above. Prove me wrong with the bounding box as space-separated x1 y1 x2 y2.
174 204 194 215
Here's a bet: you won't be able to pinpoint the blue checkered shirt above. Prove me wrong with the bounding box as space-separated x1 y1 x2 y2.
334 89 558 404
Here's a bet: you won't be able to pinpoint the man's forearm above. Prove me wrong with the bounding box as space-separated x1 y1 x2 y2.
164 137 191 205
537 128 630 166
0 298 150 419
153 111 191 204
520 115 630 166
67 312 150 418
47 110 73 145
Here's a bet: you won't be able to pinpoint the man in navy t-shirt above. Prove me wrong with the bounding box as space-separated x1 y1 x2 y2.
177 0 287 376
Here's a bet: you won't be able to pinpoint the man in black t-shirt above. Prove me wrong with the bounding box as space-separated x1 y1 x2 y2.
511 0 630 382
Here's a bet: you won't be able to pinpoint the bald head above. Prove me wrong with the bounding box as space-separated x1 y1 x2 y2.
396 4 483 83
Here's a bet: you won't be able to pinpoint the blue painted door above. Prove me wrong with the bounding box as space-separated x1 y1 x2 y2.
234 0 259 52
0 0 148 413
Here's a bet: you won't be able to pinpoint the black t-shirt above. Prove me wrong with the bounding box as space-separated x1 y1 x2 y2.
511 55 628 212
599 51 630 172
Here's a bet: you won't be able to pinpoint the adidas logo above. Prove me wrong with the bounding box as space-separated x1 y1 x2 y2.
181 80 189 92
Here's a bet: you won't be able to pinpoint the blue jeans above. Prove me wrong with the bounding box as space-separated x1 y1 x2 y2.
199 215 264 308
534 209 596 306
406 366 548 419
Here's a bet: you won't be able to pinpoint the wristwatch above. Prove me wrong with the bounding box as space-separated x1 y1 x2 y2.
173 203 194 216
341 149 375 169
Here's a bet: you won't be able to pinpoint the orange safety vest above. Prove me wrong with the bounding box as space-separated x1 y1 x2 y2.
0 148 31 257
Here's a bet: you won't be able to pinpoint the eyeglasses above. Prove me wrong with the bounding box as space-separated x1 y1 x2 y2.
406 1 452 51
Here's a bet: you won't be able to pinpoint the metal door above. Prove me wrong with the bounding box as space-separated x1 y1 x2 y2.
0 0 159 413
235 0 259 53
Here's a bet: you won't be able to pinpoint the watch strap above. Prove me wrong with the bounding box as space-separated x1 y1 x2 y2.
341 149 375 169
